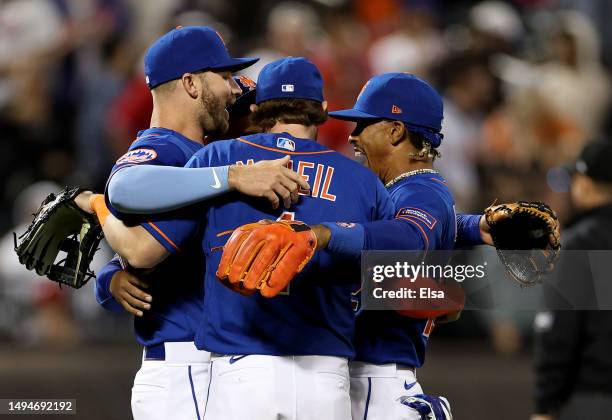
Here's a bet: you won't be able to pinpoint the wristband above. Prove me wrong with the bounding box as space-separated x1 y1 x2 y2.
321 222 365 260
90 194 110 226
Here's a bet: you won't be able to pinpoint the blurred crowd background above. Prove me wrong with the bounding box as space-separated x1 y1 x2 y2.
0 0 611 417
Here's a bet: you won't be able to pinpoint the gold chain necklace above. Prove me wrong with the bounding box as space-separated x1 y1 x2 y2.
385 169 439 188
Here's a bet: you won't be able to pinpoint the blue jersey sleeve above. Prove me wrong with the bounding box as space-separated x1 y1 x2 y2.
112 138 187 173
319 177 395 261
364 184 449 251
455 213 484 248
107 165 230 214
95 256 124 312
105 138 191 221
140 210 202 255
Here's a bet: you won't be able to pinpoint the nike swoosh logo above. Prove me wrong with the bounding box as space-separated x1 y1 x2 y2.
229 355 248 364
210 168 221 189
404 381 416 391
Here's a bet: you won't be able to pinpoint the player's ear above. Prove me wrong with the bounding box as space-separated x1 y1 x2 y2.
250 104 258 113
321 101 328 112
388 120 406 146
181 73 199 99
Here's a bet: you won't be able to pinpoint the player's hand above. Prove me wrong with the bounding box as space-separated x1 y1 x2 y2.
217 220 317 297
109 270 152 317
479 214 493 245
228 156 310 209
74 191 95 214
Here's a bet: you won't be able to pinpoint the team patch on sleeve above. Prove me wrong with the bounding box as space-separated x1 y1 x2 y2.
116 148 158 165
396 207 437 230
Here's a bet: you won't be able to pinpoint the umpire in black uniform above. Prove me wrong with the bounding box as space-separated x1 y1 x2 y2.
532 139 612 420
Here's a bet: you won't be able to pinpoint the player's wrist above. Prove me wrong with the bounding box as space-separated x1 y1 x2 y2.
227 165 242 190
320 222 364 259
479 214 493 245
311 224 331 250
90 194 111 226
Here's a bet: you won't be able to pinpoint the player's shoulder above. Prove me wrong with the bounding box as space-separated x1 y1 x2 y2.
193 138 237 160
392 173 454 212
120 128 203 167
394 173 451 197
130 128 187 149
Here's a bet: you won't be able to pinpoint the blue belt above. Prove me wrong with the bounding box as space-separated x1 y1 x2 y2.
144 343 165 360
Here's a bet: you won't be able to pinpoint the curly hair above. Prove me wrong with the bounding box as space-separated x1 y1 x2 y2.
251 99 328 132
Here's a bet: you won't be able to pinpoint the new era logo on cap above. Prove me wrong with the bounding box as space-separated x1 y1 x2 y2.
281 84 295 92
391 105 402 114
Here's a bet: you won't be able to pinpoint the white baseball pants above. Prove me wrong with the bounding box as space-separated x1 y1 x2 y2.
203 354 351 420
349 361 424 420
131 341 211 420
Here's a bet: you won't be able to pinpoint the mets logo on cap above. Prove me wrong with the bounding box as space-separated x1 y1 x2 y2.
116 148 158 165
237 75 256 90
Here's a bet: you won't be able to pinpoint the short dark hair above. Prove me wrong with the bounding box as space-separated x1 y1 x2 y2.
251 99 328 132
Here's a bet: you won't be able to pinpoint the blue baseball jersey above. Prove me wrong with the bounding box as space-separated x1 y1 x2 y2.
151 132 395 357
96 127 206 347
354 172 457 367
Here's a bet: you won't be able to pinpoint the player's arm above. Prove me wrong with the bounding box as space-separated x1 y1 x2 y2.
95 257 152 316
95 257 124 312
107 155 310 214
315 214 428 258
315 213 489 257
76 192 172 268
456 213 491 247
314 184 441 258
104 213 169 268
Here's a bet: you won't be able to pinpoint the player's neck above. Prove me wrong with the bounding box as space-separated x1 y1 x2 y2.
150 107 205 144
268 123 317 140
384 160 433 185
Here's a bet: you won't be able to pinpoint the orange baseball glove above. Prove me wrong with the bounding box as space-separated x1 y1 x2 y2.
216 220 317 297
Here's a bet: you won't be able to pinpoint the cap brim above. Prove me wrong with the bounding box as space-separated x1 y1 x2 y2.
235 89 256 106
328 108 381 121
210 57 259 72
229 89 256 117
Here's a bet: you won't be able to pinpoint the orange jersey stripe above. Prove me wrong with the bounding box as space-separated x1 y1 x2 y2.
396 216 430 250
237 138 335 155
147 222 181 252
429 177 448 186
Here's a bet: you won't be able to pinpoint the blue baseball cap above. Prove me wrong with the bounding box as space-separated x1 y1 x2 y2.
255 57 324 104
329 73 444 147
144 26 259 89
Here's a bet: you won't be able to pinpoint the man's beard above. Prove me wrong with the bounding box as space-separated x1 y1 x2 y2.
200 90 229 138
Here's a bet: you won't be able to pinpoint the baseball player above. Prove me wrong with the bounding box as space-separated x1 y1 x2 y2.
103 57 397 420
76 27 308 420
214 74 461 419
103 68 495 420
96 74 259 318
320 73 457 419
